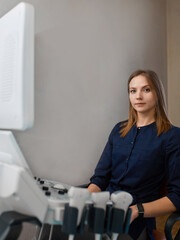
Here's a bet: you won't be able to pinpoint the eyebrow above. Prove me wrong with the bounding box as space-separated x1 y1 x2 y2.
129 85 151 89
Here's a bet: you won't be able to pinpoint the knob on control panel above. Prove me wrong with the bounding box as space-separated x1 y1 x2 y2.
45 191 51 196
42 186 49 191
58 189 65 194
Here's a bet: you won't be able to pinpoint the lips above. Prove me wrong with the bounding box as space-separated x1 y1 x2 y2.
135 103 145 106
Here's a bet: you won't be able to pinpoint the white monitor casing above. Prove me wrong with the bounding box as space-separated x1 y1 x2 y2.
0 2 34 130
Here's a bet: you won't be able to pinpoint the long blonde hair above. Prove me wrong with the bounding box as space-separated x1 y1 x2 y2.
120 70 171 137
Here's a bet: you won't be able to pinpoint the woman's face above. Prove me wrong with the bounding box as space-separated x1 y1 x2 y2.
129 75 157 116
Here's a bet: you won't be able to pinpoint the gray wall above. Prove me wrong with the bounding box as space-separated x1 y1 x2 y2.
167 0 180 126
0 0 167 185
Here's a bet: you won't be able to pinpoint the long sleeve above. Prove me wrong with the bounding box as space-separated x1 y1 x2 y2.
90 123 118 190
165 127 180 210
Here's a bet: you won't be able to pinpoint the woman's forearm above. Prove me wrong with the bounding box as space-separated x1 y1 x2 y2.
142 196 177 218
130 196 177 223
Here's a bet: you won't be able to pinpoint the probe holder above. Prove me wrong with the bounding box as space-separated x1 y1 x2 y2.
106 207 132 235
88 206 106 234
62 203 87 235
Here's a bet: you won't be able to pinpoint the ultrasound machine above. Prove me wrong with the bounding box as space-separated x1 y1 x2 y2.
0 3 133 240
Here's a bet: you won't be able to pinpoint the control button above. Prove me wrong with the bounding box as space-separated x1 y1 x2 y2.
63 189 68 194
45 191 51 196
34 176 37 180
40 180 44 184
58 189 68 194
37 178 41 181
58 189 65 194
42 186 49 191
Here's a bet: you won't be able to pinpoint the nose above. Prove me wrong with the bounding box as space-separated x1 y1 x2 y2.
136 90 142 99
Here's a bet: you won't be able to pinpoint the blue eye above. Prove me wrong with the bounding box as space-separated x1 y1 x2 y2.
130 89 136 93
144 88 150 92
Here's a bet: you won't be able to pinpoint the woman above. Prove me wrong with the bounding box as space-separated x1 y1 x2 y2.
88 70 180 240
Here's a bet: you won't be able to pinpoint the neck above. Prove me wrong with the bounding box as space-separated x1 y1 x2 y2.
136 113 155 127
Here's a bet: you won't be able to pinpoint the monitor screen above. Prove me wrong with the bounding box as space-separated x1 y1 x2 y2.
0 2 34 130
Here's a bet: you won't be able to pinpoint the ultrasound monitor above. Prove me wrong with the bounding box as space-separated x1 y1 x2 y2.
0 3 50 224
0 2 34 130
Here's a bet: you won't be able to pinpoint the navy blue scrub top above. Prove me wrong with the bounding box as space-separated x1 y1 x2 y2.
90 121 180 239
